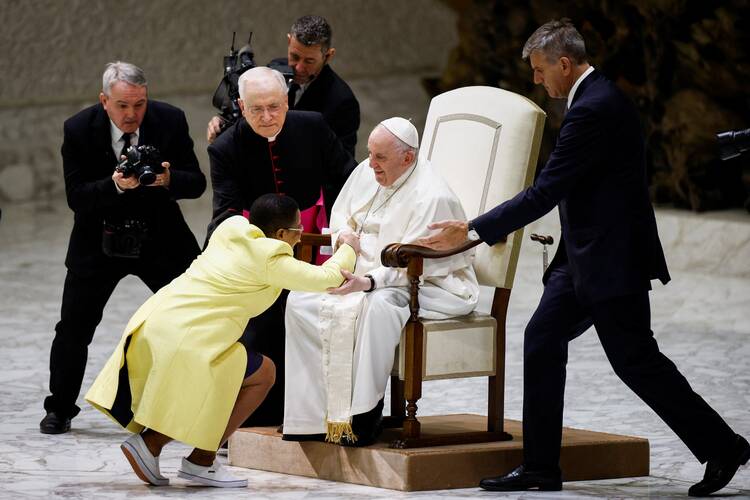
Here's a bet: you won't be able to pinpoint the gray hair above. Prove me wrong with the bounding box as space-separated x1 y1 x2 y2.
238 66 288 102
102 61 147 95
522 18 588 64
290 15 332 53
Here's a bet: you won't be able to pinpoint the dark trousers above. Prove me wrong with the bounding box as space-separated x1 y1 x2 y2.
523 264 736 469
240 289 289 427
44 260 188 419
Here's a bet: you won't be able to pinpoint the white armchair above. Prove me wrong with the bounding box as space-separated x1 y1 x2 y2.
382 86 546 448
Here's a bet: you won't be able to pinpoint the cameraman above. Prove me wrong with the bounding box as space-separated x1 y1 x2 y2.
207 15 360 158
40 61 206 434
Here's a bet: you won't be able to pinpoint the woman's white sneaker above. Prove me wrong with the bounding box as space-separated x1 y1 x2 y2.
177 458 248 488
120 433 169 486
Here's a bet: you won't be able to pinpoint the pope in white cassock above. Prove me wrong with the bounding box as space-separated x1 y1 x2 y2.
283 117 480 446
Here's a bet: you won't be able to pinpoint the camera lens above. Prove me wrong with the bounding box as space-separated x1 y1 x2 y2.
138 168 156 185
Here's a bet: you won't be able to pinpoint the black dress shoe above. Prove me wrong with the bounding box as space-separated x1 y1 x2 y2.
689 434 750 497
39 412 71 434
281 433 326 442
480 464 562 491
341 399 384 447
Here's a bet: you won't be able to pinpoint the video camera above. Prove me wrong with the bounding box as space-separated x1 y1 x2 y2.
717 128 750 161
211 32 293 132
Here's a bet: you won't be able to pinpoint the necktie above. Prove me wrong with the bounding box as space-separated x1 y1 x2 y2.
288 83 300 108
119 132 133 159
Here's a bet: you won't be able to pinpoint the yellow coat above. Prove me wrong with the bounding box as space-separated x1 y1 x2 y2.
85 216 355 451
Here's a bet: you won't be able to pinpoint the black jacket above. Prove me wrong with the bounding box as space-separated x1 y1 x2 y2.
292 63 360 157
208 110 356 227
268 59 360 157
473 71 670 304
61 100 205 274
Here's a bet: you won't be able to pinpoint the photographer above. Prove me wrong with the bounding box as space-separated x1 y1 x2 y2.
207 15 360 158
40 61 206 435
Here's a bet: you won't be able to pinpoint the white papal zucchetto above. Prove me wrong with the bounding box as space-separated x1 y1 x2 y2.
379 117 419 149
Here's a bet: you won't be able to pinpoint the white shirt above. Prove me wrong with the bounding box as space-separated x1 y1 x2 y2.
110 120 139 193
109 120 139 160
567 65 595 110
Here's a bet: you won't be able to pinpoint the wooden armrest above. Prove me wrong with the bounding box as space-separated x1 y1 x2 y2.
381 235 506 269
299 233 333 246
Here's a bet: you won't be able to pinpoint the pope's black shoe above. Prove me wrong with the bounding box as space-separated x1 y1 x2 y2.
281 433 326 442
39 412 71 434
341 399 384 447
688 434 750 497
479 464 562 492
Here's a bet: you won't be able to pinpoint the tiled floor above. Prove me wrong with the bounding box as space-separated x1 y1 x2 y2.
1 198 748 499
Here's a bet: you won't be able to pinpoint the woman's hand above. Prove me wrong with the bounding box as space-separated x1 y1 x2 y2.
327 270 371 295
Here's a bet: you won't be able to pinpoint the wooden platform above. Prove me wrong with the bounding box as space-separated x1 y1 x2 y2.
228 414 649 491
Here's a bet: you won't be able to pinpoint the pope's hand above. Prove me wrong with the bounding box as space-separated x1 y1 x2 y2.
337 231 361 255
414 220 468 250
327 270 371 295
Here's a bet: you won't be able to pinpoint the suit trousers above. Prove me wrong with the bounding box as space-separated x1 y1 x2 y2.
44 260 188 418
522 263 736 469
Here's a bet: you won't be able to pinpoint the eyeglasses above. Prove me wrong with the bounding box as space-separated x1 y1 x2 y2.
285 224 304 232
248 103 284 116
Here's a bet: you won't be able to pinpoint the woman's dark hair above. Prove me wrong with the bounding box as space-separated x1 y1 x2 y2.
248 194 299 237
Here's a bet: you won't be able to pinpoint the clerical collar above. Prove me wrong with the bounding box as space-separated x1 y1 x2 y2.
356 159 419 235
383 160 417 193
267 134 277 142
567 66 595 110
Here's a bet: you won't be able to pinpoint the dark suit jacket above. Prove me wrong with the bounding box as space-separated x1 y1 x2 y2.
207 110 356 231
62 100 206 274
293 64 360 157
269 59 360 157
473 71 670 304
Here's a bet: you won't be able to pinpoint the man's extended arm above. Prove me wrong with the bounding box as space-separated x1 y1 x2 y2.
420 104 606 249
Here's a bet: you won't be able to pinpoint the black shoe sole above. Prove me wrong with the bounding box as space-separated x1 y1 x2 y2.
40 423 70 434
688 442 750 497
281 433 326 442
480 483 563 492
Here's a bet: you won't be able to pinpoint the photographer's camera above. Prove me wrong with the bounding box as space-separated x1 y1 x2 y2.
116 145 163 185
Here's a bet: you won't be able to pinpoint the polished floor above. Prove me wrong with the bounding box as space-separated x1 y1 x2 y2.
1 197 749 499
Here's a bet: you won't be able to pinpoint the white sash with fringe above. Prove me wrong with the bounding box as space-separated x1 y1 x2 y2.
318 293 365 443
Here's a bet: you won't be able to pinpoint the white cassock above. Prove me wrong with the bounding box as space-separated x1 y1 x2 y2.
284 155 479 438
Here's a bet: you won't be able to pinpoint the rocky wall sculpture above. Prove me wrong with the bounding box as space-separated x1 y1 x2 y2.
432 0 750 212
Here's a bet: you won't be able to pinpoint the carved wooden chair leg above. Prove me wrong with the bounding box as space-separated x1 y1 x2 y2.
402 321 424 440
488 288 513 440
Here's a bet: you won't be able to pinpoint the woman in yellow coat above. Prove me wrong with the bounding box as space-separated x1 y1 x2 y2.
85 194 358 488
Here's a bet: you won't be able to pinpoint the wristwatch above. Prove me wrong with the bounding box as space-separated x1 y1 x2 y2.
363 274 376 293
467 221 481 242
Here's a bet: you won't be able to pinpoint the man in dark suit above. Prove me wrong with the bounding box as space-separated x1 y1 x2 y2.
282 15 360 158
208 66 355 427
40 61 206 434
420 19 748 497
207 15 360 160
